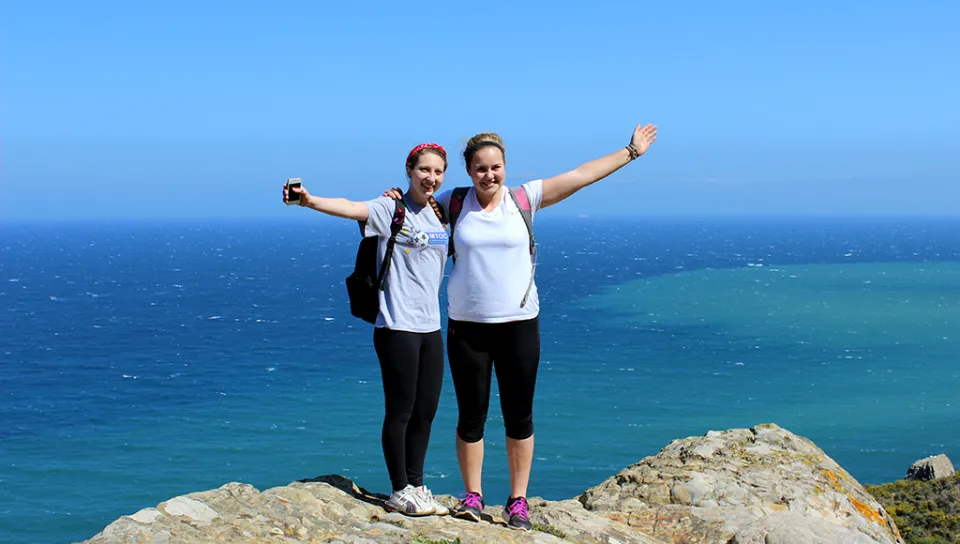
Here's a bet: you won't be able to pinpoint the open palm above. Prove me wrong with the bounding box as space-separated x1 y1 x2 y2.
631 124 658 156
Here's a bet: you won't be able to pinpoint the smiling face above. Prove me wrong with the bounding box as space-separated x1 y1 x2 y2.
466 145 506 199
405 149 447 203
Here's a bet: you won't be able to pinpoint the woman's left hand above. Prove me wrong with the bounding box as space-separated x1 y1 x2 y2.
630 124 658 157
382 187 403 200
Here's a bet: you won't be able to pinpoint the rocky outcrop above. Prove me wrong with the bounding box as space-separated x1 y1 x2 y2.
580 424 903 544
80 475 663 544
80 424 903 544
905 454 955 481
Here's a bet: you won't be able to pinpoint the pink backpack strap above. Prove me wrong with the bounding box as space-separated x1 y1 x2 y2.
507 187 535 255
512 185 531 211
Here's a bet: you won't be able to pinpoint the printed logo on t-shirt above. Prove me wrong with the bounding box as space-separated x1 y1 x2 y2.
399 227 448 252
426 231 448 245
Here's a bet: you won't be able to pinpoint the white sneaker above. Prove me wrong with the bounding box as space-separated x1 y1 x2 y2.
385 484 435 516
415 485 449 516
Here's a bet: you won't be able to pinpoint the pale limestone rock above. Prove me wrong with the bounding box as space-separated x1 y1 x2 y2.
126 508 162 524
579 423 903 544
905 453 955 481
732 511 880 544
80 425 903 544
160 496 218 523
532 498 664 543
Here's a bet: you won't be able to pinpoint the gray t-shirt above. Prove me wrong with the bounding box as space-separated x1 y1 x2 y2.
362 195 449 332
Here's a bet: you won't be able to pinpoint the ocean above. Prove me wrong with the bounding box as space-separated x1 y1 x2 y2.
1 215 958 544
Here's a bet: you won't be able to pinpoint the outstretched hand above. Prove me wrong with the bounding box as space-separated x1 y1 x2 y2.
383 187 403 200
630 124 658 157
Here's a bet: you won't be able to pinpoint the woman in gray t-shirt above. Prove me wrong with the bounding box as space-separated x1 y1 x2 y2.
282 143 450 517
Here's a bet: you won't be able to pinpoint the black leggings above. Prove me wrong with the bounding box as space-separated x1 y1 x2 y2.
373 328 444 492
447 316 540 442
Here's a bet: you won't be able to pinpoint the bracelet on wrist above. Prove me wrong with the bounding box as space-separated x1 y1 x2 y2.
625 143 640 160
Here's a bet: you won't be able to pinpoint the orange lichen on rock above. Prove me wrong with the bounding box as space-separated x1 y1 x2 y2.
822 469 843 491
606 512 627 523
821 468 891 533
849 496 885 526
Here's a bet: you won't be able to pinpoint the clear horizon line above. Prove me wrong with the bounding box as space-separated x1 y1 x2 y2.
3 211 960 226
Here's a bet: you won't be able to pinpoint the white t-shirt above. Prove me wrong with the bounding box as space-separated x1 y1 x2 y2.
435 180 543 323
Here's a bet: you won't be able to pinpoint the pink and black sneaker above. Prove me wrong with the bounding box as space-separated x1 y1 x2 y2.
502 496 532 531
453 491 484 522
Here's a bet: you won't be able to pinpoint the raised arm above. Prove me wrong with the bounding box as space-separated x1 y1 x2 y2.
540 124 657 208
283 184 369 221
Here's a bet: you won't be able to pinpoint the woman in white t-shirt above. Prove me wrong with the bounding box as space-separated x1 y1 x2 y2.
435 124 658 531
283 143 452 517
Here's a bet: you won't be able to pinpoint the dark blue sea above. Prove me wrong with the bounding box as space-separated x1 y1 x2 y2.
2 215 959 544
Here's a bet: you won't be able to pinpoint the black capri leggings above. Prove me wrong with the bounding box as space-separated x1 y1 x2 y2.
373 327 444 492
447 316 540 442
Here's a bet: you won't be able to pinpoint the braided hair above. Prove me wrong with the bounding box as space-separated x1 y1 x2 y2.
427 196 447 226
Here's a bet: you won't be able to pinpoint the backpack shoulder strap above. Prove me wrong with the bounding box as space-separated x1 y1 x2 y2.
508 186 538 308
507 186 535 255
447 187 470 259
356 196 407 237
376 198 406 289
388 198 406 237
448 187 470 226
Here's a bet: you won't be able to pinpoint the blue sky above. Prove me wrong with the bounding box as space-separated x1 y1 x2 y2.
2 0 958 220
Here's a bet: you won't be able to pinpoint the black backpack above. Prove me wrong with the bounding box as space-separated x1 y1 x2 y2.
345 199 406 324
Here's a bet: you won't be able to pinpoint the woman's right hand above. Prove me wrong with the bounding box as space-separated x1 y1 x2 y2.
283 183 311 206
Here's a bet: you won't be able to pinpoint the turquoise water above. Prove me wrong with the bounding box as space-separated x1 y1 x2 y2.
1 216 958 543
574 261 959 476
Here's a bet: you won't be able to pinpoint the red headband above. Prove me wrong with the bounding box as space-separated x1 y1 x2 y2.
407 143 447 163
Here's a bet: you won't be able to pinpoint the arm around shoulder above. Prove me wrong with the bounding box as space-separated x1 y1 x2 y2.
540 123 657 208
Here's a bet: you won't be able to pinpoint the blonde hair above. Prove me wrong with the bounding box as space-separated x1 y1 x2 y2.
462 132 506 167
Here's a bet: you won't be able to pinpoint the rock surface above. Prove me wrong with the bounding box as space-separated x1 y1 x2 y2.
580 424 903 544
81 475 662 544
80 424 903 544
905 453 955 481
